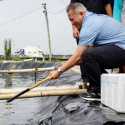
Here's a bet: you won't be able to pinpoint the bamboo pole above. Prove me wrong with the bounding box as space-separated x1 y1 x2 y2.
0 88 87 100
7 77 51 102
2 59 33 63
0 66 55 73
0 85 83 94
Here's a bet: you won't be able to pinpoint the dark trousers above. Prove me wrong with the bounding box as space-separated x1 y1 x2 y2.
80 44 125 92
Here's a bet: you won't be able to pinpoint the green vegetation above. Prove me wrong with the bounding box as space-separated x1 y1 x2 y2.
0 55 68 63
0 39 70 62
4 39 12 60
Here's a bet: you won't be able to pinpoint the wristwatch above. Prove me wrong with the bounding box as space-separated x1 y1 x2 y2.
57 67 63 74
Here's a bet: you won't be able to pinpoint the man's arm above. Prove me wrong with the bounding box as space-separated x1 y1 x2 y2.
48 45 88 79
59 46 88 72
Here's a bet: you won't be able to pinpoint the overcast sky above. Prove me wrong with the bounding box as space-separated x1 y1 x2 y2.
0 0 77 55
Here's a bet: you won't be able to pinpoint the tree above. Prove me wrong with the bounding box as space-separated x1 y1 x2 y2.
4 39 12 60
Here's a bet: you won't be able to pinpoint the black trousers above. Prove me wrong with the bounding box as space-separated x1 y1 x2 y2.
80 44 125 92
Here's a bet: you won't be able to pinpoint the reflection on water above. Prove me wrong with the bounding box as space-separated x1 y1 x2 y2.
4 74 12 88
0 72 46 125
0 63 80 125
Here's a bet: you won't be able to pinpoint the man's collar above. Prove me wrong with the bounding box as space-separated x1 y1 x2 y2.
84 11 93 19
80 11 93 31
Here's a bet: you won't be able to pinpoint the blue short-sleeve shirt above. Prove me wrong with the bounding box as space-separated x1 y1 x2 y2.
79 11 125 50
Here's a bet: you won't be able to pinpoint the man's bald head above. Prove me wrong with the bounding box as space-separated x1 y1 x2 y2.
67 3 87 31
67 2 87 13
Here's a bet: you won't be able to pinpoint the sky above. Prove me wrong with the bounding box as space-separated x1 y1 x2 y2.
0 0 77 55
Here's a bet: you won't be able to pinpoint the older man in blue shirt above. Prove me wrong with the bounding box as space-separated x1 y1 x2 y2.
48 3 125 97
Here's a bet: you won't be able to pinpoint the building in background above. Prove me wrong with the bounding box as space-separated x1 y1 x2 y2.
15 46 45 61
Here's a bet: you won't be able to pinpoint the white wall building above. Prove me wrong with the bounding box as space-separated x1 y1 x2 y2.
15 46 45 61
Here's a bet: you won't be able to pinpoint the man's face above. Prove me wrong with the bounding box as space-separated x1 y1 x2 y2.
68 9 84 30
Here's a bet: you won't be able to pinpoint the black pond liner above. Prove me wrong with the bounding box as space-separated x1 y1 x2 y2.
0 61 55 70
1 62 125 125
29 70 125 125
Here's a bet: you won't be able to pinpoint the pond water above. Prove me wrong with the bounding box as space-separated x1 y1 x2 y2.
0 72 49 125
1 66 125 125
0 64 81 125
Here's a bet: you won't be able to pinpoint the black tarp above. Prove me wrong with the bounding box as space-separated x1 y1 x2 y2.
0 62 125 125
29 69 125 125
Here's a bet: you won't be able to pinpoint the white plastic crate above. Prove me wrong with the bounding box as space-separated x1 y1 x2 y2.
101 74 125 113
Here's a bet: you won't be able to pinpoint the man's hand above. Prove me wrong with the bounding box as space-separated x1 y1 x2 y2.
72 25 80 39
48 70 61 80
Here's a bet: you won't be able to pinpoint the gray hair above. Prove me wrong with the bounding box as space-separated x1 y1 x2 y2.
66 2 87 13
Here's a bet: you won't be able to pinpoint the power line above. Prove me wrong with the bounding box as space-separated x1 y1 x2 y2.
48 7 66 15
47 0 67 15
0 7 41 27
0 0 68 27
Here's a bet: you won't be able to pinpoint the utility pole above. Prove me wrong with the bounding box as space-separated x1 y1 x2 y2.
42 3 52 62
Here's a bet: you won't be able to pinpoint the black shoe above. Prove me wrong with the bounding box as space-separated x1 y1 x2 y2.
82 91 100 98
80 91 101 102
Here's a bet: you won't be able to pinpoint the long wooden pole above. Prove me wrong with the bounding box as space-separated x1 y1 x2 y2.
0 88 87 100
0 67 55 73
0 85 83 94
7 77 51 102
